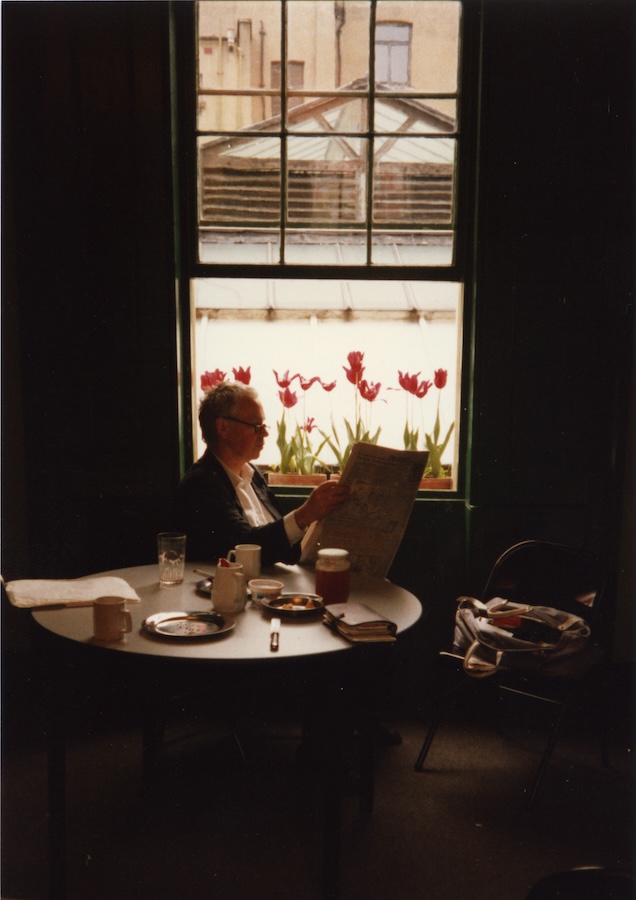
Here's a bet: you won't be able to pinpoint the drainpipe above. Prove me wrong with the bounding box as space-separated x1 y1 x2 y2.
334 1 345 87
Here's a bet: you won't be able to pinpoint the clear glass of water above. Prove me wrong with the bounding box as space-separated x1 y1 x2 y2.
157 532 186 585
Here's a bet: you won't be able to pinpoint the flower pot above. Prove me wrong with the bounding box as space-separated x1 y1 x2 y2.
267 473 328 487
419 476 453 490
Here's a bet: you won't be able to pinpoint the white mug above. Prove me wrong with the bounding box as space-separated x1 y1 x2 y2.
212 562 247 615
93 596 133 642
227 544 261 580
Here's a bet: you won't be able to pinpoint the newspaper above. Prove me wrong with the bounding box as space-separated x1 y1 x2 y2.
300 442 428 579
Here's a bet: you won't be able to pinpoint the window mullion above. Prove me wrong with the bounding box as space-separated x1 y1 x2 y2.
366 0 378 266
279 0 288 265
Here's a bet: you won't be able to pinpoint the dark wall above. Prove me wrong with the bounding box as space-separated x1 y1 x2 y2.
3 1 181 582
2 2 634 671
465 0 634 636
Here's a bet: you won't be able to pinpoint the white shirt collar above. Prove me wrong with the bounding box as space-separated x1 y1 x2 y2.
215 454 254 488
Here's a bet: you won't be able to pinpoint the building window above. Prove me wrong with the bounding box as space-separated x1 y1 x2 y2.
184 1 475 487
375 22 411 86
271 60 305 117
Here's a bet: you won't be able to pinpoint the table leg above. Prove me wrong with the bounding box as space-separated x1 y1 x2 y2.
319 700 343 900
357 713 375 816
141 697 167 793
46 662 67 900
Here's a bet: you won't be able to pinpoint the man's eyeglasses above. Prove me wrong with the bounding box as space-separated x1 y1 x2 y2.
221 416 269 435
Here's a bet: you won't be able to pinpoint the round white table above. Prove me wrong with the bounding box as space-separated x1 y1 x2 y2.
32 562 422 900
32 562 422 662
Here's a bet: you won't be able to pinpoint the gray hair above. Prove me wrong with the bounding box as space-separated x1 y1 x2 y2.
199 381 259 446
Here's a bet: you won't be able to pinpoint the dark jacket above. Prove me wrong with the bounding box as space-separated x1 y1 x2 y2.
173 449 301 566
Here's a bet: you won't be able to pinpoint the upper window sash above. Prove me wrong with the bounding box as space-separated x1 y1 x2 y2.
183 0 473 275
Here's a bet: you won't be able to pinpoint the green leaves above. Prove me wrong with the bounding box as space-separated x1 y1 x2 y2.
319 415 381 473
425 410 455 477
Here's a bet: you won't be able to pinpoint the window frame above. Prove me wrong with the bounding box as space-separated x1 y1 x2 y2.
170 0 482 482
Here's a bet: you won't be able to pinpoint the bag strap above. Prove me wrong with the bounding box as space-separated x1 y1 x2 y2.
463 639 503 677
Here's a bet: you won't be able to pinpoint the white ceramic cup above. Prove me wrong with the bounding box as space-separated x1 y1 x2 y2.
93 596 133 642
212 562 247 615
227 544 261 580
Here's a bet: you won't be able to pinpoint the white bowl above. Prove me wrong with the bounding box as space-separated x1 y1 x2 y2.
248 578 284 599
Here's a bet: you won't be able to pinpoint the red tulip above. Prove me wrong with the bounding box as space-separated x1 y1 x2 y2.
398 370 431 398
232 366 251 385
273 369 298 389
359 379 381 402
321 380 337 392
434 368 448 389
415 379 432 398
278 387 298 409
344 351 365 385
299 375 320 391
200 369 226 391
398 370 421 394
303 417 317 433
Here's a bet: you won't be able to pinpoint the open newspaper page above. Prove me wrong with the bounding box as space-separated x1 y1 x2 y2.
300 443 428 579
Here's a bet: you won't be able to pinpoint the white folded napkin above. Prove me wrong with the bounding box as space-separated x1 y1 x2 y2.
5 576 141 608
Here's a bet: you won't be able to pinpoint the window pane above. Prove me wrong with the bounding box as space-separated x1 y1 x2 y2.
288 0 371 90
193 277 462 478
287 97 369 134
197 1 282 131
287 134 367 226
371 135 456 265
198 135 281 263
377 1 460 93
284 234 368 266
373 136 455 226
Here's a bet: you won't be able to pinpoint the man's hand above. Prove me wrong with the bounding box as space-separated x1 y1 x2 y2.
294 480 351 530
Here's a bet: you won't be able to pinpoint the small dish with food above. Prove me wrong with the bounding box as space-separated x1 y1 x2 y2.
261 592 324 618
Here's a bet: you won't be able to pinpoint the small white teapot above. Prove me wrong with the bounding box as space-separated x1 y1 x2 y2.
211 560 247 615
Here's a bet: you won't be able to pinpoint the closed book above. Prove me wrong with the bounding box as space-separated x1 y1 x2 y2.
323 601 397 642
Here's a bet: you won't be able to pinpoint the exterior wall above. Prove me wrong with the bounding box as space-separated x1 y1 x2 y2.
198 1 460 129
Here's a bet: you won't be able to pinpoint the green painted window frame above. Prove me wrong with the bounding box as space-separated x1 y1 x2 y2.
169 0 482 492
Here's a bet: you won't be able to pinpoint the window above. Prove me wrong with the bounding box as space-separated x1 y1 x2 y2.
182 1 476 487
271 60 305 117
375 22 411 86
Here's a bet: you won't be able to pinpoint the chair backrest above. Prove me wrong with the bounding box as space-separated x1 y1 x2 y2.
481 540 604 627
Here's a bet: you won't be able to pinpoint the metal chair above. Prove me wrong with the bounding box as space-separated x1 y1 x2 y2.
415 540 609 806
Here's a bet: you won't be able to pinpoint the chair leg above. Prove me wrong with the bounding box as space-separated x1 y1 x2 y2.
229 723 250 772
527 699 569 808
415 692 453 772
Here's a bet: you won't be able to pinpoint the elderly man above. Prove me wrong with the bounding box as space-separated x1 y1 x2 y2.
173 381 350 565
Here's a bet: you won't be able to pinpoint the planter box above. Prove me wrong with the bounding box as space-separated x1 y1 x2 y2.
267 473 328 486
420 476 453 490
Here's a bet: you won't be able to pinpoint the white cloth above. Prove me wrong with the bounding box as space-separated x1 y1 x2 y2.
5 576 141 608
